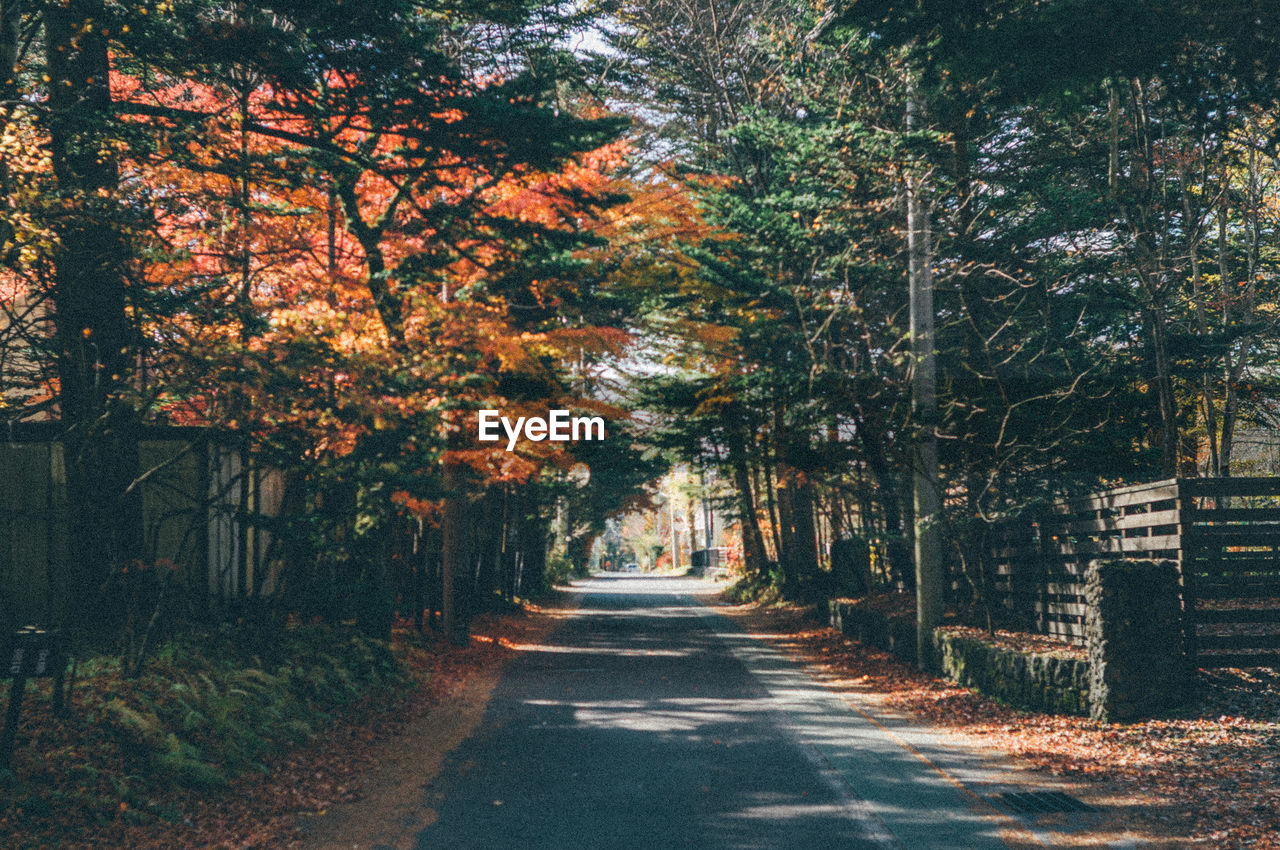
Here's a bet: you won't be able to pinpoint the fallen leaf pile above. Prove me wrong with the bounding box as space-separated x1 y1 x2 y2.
727 600 1280 849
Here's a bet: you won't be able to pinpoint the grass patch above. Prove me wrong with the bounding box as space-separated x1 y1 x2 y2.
723 570 783 604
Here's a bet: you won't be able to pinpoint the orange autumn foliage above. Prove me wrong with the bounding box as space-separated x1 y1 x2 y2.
99 69 643 491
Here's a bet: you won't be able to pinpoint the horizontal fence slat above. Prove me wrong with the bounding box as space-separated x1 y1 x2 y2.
990 570 1088 582
1187 550 1280 559
1049 535 1182 555
989 598 1086 607
1187 567 1280 580
1196 652 1280 668
1180 478 1280 498
1185 507 1280 522
1059 483 1180 513
1186 552 1280 563
991 547 1038 559
1049 509 1182 535
1184 526 1280 542
1039 610 1086 620
1119 508 1182 526
1187 558 1280 571
1192 609 1280 624
1194 581 1280 599
1189 555 1280 567
1196 634 1280 650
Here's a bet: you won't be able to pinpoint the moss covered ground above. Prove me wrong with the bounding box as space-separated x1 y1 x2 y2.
0 623 410 848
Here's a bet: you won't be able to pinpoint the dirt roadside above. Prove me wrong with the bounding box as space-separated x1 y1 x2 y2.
291 597 577 849
81 595 579 850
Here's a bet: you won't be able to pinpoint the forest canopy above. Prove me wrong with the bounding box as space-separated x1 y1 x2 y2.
3 0 1280 646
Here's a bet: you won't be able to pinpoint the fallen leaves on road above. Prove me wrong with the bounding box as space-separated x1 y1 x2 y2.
724 600 1280 849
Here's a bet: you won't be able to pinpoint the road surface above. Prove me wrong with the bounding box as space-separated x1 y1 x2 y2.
409 575 1043 849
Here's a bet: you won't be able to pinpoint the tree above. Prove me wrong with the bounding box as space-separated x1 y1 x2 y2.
2 1 648 644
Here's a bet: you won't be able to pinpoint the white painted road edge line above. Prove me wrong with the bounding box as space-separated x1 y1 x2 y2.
690 597 1063 849
688 602 902 847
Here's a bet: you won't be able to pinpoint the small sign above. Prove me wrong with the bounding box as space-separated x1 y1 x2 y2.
3 628 63 679
2 627 66 768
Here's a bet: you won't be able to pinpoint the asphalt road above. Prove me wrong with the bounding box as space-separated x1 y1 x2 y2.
412 575 1021 850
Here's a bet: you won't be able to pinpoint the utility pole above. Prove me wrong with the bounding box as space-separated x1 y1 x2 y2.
668 471 680 572
907 87 943 671
700 468 714 550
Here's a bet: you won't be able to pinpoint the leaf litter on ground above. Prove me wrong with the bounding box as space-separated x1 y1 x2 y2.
0 599 566 850
723 598 1280 849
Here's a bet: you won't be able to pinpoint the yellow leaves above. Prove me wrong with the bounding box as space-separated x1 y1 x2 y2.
698 324 738 345
692 394 737 417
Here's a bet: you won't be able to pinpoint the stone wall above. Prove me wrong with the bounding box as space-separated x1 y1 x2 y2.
828 599 917 664
832 559 1190 720
1085 559 1190 723
934 630 1089 716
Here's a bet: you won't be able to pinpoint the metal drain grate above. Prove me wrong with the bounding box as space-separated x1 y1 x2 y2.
989 791 1096 815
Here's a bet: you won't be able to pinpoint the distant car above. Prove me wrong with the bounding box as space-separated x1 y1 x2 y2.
622 562 639 572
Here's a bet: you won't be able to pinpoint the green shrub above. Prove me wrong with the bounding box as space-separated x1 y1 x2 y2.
3 622 411 836
724 568 783 603
545 552 576 586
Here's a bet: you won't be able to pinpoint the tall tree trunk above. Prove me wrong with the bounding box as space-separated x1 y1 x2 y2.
499 487 515 603
770 409 798 587
0 0 21 245
826 425 847 543
790 475 819 584
1216 207 1235 476
729 441 765 574
855 420 912 589
46 0 143 641
760 445 783 567
907 86 942 671
1221 146 1263 476
668 476 680 571
684 495 696 570
0 2 18 106
515 489 547 596
474 488 502 608
1188 182 1218 476
1144 303 1180 477
441 428 469 644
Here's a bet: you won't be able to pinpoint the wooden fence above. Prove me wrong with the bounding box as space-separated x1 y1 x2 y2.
1179 478 1280 668
988 478 1280 668
0 424 281 630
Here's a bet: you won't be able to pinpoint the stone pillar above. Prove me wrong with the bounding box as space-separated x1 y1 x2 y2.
1085 559 1189 722
830 536 871 596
